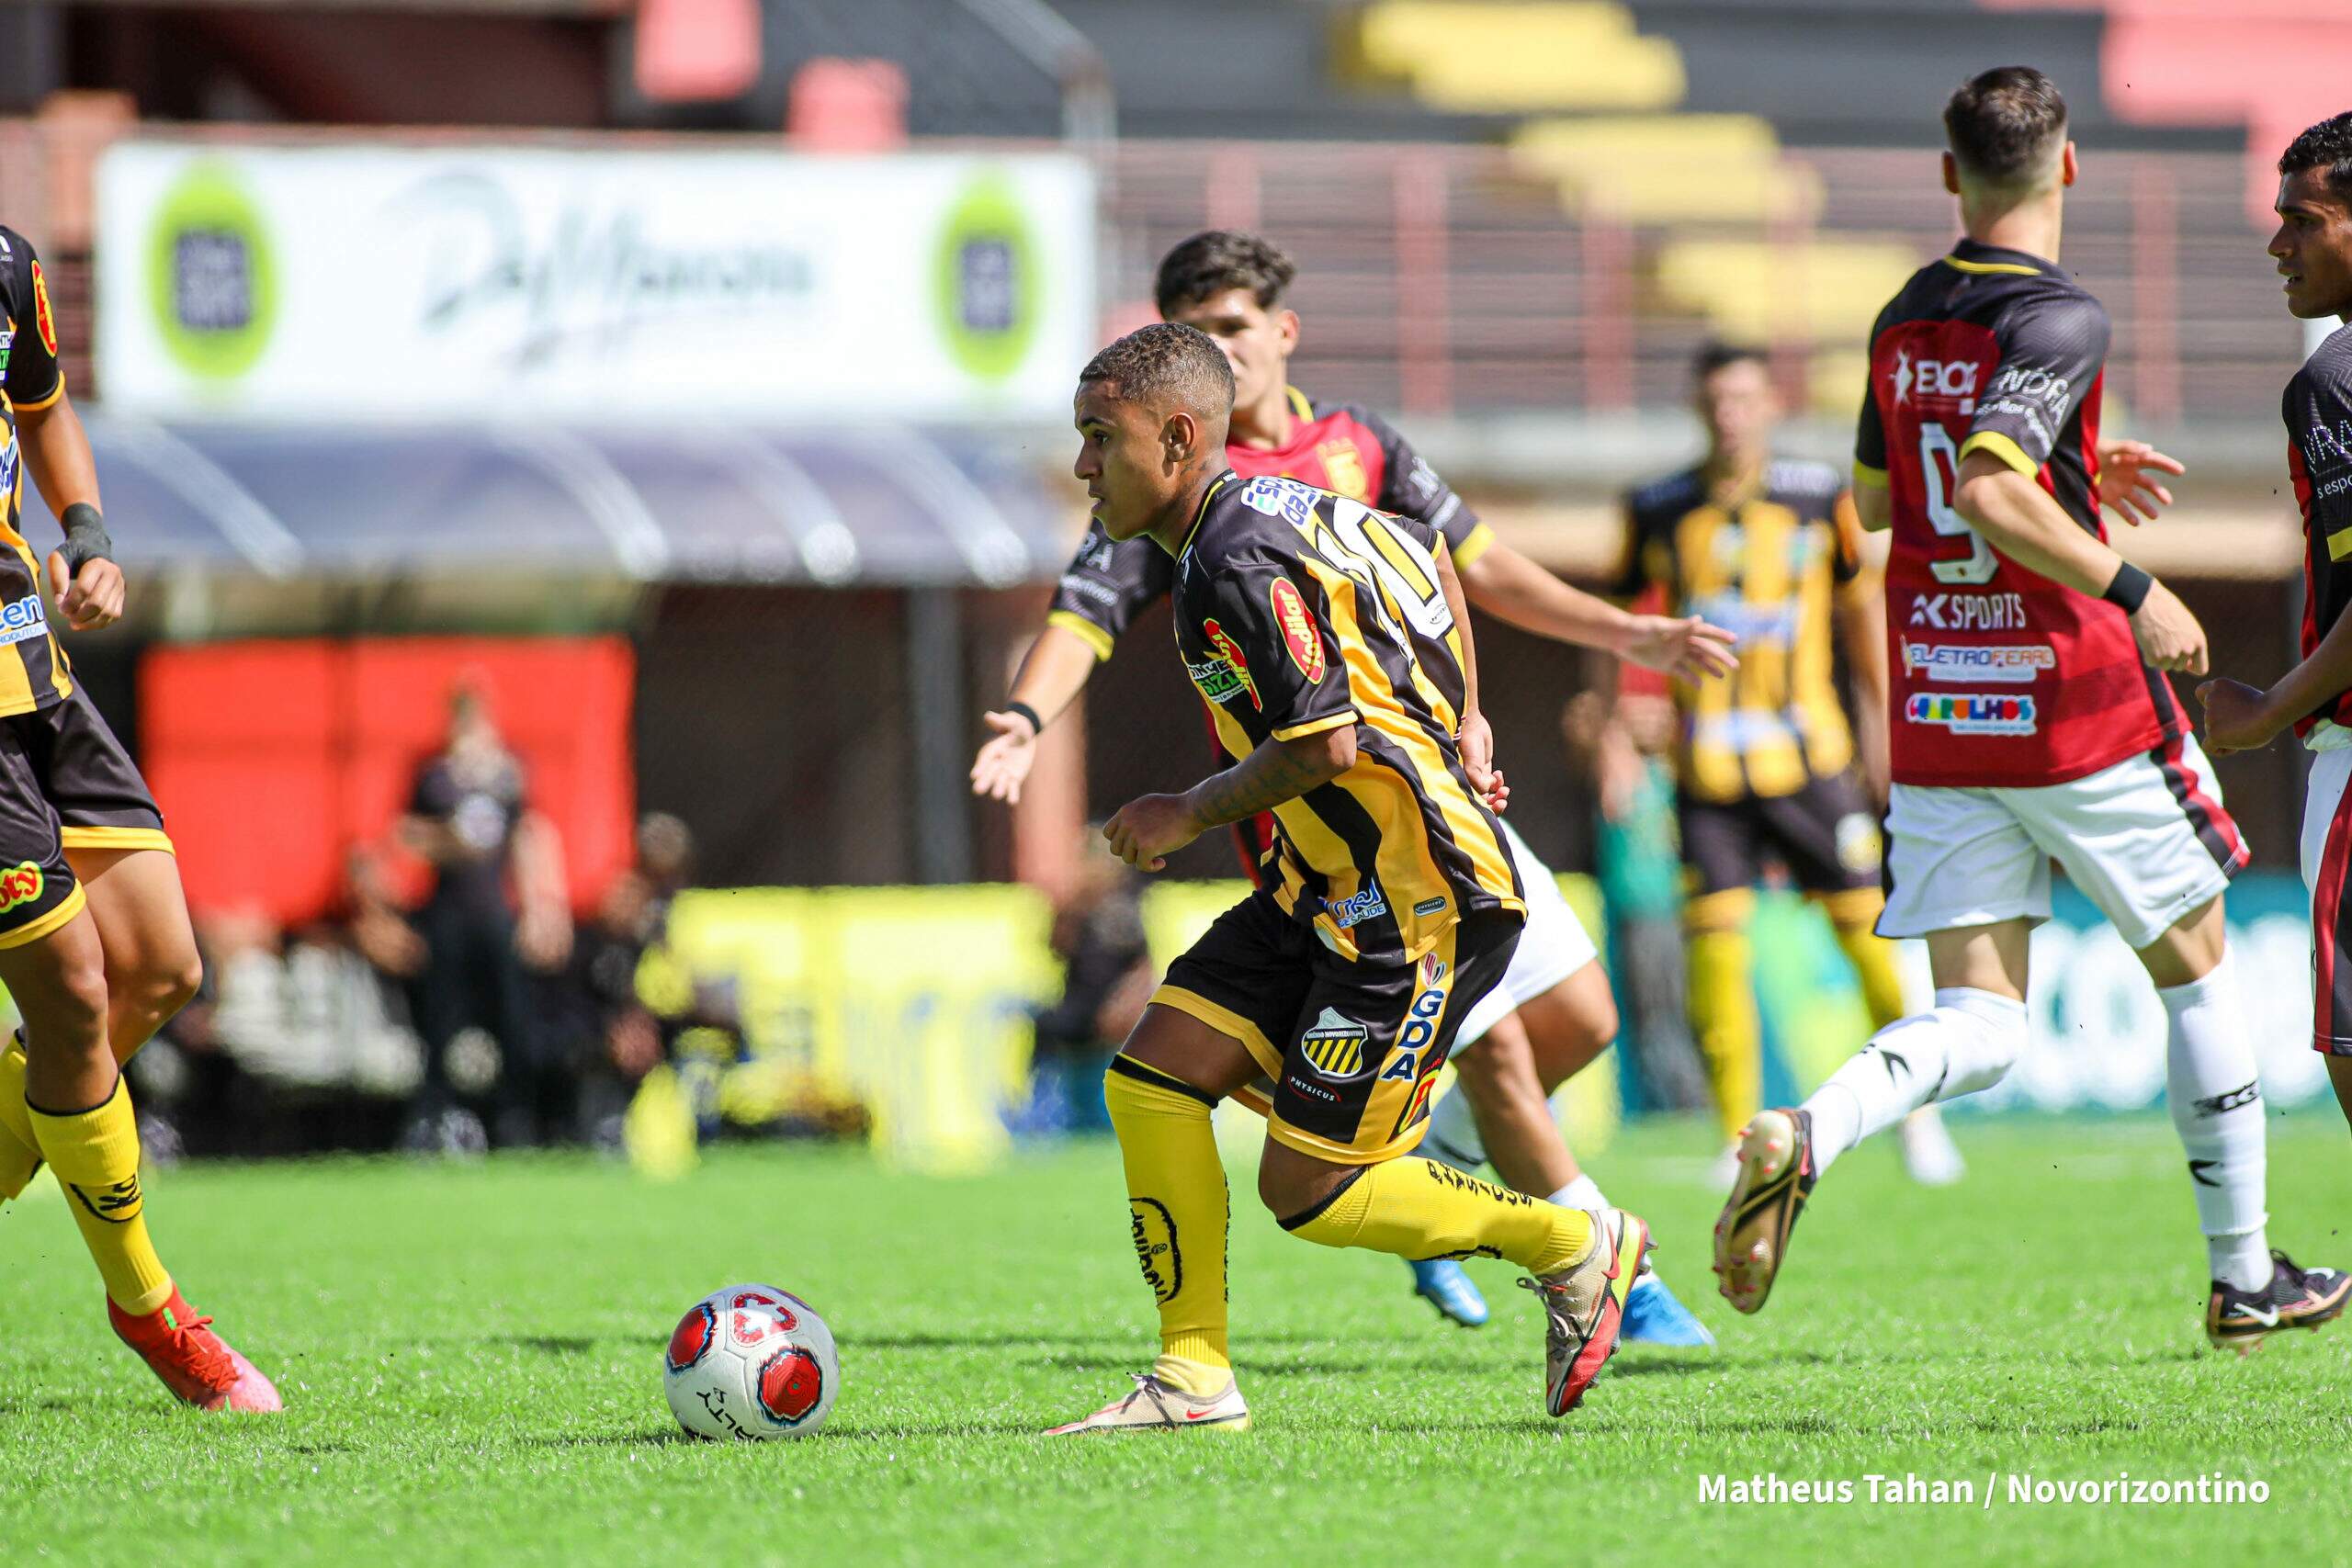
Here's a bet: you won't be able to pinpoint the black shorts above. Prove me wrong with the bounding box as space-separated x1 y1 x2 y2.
1681 770 1881 903
1151 891 1521 1164
0 694 169 949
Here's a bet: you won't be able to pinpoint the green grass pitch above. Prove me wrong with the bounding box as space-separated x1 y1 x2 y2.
3 1112 2347 1564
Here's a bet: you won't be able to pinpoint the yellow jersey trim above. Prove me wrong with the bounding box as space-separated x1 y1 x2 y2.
1852 461 1889 490
1174 472 1237 561
1265 1110 1428 1166
0 881 86 950
1269 709 1358 742
1957 430 2038 478
58 826 175 856
1150 983 1283 1081
1044 609 1115 661
1285 385 1313 422
1940 254 2041 277
1449 521 1496 570
11 371 64 415
2329 529 2352 564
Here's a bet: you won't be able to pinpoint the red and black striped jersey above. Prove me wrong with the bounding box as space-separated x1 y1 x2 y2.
0 224 73 716
1856 237 2172 788
1170 470 1521 964
2287 323 2352 739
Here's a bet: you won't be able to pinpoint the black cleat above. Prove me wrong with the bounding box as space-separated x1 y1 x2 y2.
2206 1250 2352 1354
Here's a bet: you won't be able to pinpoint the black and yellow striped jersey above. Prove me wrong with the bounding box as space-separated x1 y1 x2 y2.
1618 459 1863 804
0 224 73 716
1170 470 1523 964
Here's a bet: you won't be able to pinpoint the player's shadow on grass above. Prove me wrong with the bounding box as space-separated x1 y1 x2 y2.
526 1429 707 1450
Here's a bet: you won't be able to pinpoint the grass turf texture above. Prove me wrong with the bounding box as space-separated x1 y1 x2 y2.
3 1113 2347 1565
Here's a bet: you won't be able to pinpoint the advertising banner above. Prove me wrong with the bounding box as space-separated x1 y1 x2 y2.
96 141 1096 423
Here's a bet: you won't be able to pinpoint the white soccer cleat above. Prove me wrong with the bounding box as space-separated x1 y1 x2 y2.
1044 1371 1251 1435
1897 1105 1966 1187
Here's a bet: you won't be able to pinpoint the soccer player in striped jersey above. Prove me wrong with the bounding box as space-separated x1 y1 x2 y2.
1047 324 1648 1432
0 223 278 1408
975 231 1728 1343
2203 114 2352 1157
1715 67 2346 1352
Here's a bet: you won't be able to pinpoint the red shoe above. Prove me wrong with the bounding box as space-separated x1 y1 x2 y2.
107 1288 283 1413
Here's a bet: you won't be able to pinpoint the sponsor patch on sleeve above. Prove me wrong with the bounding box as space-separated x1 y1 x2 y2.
1269 578 1325 682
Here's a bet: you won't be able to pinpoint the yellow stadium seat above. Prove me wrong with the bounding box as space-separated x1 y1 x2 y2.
1358 1 1685 113
1511 115 1823 224
1656 238 1922 344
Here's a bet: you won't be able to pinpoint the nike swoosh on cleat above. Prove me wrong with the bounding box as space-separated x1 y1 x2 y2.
2234 1304 2280 1327
1184 1408 1219 1420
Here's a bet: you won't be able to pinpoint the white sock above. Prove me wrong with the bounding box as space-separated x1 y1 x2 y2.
2158 950 2271 1292
1548 1174 1605 1210
1420 1085 1487 1176
1804 988 2027 1176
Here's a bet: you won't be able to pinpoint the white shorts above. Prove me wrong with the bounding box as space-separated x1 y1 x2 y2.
2297 735 2352 1054
1879 732 2245 952
1456 818 1600 1049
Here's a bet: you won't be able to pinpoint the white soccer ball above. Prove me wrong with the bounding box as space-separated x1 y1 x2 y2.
662 1283 839 1440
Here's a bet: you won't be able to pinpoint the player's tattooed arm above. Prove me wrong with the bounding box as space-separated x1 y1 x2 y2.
1103 728 1357 872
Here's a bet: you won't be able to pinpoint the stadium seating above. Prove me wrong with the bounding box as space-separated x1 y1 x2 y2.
1355 2 1683 114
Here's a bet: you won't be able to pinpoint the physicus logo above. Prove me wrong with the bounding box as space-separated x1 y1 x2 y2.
146 160 277 381
1905 693 2037 736
1193 619 1261 709
0 860 42 913
1270 579 1325 682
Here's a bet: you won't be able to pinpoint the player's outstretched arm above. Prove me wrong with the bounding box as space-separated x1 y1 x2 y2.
2198 603 2352 754
1952 450 2207 675
1103 727 1357 872
971 621 1102 805
1457 539 1736 682
17 389 122 632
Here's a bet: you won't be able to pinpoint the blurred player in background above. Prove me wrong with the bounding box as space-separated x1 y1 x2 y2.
1047 323 1646 1433
0 222 277 1410
2201 111 2352 1145
1716 66 2348 1351
1619 342 1962 1186
975 231 1729 1343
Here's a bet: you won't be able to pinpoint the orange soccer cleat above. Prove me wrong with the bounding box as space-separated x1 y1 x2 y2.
108 1288 283 1413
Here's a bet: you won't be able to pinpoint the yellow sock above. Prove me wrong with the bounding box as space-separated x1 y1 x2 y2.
1281 1156 1595 1276
1103 1056 1230 1393
1826 901 1907 1032
1688 926 1761 1145
0 1041 42 1200
28 1078 174 1314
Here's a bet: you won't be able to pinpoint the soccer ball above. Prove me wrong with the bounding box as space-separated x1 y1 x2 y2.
663 1283 839 1440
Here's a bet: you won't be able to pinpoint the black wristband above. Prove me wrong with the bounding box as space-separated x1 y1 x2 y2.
2101 561 2154 615
57 503 113 570
1005 700 1045 737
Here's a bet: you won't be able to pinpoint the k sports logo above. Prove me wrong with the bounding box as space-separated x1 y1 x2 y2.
1909 592 2029 631
1902 641 2054 683
1905 693 2038 736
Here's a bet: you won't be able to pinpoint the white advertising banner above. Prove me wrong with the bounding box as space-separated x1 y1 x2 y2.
95 141 1096 423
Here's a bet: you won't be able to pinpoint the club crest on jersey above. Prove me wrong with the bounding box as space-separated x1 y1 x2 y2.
1905 693 2037 736
1299 1008 1369 1078
1192 619 1261 709
1902 641 2053 683
1316 439 1370 501
1269 579 1326 682
29 259 55 357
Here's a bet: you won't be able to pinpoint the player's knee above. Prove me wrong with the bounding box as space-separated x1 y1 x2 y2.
1256 1145 1349 1220
1932 989 2028 1099
29 946 111 1048
152 948 205 1020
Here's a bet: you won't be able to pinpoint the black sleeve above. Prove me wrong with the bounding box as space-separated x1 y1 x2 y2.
1854 306 1892 486
1364 409 1492 566
0 228 62 412
1613 498 1655 600
1205 553 1359 742
1045 523 1172 658
1962 290 2109 474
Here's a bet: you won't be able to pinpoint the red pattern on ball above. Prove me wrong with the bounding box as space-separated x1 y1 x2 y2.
757 1347 824 1423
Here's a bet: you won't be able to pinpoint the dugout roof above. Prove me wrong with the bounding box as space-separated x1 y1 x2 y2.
37 417 1077 586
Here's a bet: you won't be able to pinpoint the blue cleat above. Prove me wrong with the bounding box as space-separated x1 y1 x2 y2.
1621 1271 1715 1348
1408 1258 1489 1327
